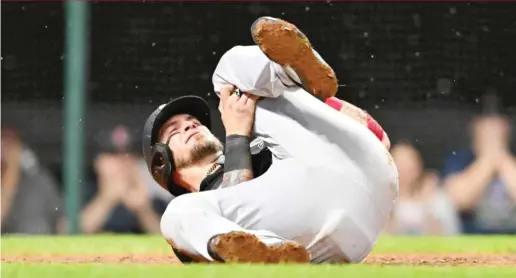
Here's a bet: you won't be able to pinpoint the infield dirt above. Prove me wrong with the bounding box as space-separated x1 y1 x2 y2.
3 254 516 266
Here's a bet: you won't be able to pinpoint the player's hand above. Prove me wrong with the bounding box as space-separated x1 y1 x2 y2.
218 84 260 137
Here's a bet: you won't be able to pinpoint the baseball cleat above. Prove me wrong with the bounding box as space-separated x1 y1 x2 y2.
207 231 311 263
251 16 338 100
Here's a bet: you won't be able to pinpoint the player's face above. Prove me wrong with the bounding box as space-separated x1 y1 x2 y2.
158 114 223 169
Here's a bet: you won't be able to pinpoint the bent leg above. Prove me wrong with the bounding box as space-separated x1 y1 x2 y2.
212 45 393 175
211 45 398 263
162 157 390 263
160 193 290 262
212 45 298 98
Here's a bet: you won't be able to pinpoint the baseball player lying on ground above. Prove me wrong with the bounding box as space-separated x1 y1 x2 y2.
142 16 398 264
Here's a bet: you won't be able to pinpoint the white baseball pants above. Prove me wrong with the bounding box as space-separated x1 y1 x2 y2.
160 46 399 263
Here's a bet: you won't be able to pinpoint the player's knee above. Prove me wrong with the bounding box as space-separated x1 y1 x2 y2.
160 195 194 237
160 194 212 236
164 194 195 212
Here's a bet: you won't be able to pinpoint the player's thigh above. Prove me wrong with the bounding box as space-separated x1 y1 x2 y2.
202 159 348 237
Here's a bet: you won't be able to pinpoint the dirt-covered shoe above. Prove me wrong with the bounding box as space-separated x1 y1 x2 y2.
207 231 311 263
251 16 338 100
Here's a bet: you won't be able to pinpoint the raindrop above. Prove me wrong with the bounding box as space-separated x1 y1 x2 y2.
149 100 153 104
370 77 375 82
55 207 59 211
450 7 457 14
152 42 156 47
370 54 375 59
455 31 462 37
21 6 25 10
475 98 479 103
212 51 216 55
305 6 310 11
135 85 139 89
452 151 456 155
45 25 48 29
381 99 385 102
374 104 379 109
60 55 64 60
415 139 419 143
415 52 420 57
364 32 369 38
358 91 366 98
482 26 490 32
500 72 504 76
281 12 285 15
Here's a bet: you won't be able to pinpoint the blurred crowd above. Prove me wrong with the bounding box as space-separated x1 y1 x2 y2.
2 109 516 236
1 125 172 235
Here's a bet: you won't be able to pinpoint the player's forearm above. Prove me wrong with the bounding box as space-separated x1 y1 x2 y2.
80 195 117 234
220 135 254 188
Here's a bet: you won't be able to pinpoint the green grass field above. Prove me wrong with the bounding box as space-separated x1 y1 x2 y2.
2 235 516 277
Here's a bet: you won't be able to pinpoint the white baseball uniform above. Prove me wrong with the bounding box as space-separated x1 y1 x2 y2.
160 45 399 263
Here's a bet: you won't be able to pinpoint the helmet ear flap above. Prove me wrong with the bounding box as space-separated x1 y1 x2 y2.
150 143 175 189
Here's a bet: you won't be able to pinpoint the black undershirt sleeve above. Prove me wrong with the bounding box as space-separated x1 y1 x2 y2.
220 134 254 188
224 135 252 173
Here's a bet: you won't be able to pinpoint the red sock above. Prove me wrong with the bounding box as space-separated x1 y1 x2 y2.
365 113 384 141
324 96 343 111
324 97 385 141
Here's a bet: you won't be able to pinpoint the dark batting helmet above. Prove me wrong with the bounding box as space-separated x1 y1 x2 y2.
142 95 211 196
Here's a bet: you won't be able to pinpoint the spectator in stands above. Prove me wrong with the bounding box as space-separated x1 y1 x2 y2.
1 127 65 234
441 112 516 234
80 125 172 234
386 141 460 235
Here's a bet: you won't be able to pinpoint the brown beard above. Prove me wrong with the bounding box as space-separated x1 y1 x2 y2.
174 136 223 169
